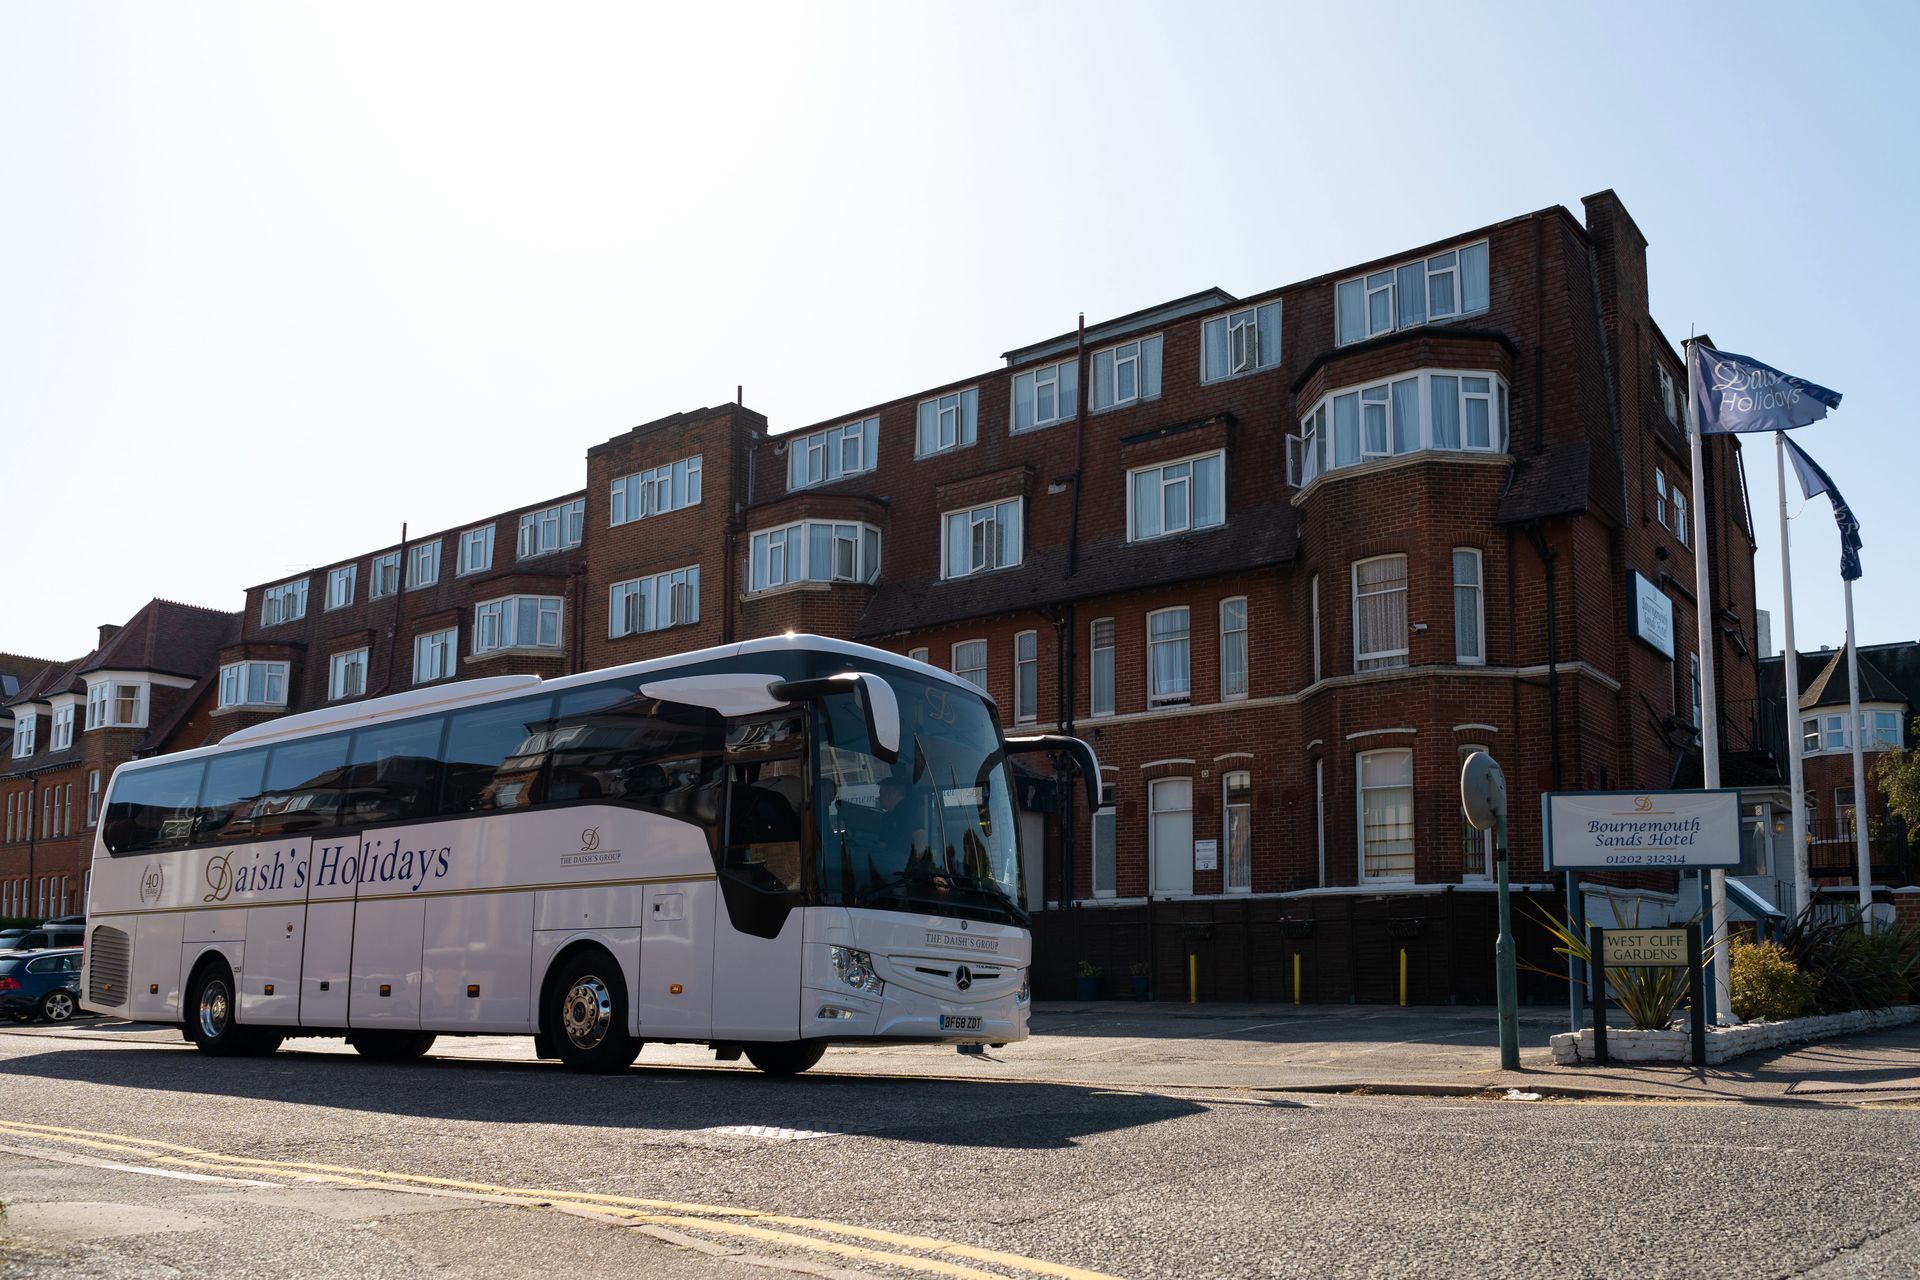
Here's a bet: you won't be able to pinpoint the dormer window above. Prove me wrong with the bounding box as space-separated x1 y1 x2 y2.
49 705 74 752
915 389 979 458
261 579 309 627
1335 240 1489 346
9 714 33 758
218 662 287 710
369 552 401 598
85 680 149 729
1201 303 1281 382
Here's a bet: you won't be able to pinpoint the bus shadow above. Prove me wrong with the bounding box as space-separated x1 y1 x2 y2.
0 1046 1225 1150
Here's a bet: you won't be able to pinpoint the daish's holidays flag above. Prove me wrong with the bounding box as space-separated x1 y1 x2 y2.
1690 342 1843 435
1782 435 1864 581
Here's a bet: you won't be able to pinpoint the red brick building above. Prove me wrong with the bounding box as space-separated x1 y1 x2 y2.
19 188 1772 1000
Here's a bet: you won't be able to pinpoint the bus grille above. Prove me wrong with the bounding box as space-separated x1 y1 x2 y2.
88 926 131 1008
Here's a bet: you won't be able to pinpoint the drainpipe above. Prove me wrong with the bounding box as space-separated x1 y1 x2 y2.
376 523 410 697
1067 313 1087 578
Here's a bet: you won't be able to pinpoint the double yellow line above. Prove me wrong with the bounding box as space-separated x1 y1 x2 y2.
0 1119 1119 1280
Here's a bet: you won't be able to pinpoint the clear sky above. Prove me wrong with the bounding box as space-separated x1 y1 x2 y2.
3 1 1914 662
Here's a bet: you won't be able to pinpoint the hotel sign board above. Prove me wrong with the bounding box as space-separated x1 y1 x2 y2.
1629 571 1675 660
1542 790 1741 871
1599 929 1688 967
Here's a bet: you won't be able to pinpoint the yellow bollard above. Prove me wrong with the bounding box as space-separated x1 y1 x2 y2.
1399 948 1408 1007
1292 953 1302 1005
1188 954 1198 1004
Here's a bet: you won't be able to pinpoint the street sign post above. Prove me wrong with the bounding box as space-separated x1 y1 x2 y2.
1460 752 1518 1071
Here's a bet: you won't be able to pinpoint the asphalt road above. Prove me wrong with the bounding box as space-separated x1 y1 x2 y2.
0 1021 1915 1278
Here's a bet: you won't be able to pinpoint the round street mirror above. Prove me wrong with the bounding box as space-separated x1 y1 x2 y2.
1460 750 1506 832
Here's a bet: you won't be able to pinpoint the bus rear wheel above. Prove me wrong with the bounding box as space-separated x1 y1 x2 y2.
185 962 281 1057
348 1031 437 1061
548 952 640 1074
743 1041 826 1076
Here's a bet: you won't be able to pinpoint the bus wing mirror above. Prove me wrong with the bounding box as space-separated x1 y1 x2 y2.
765 672 900 764
1003 734 1102 812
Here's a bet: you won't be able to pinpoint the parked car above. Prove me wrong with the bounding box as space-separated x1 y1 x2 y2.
43 915 86 929
0 949 84 1023
0 928 30 951
0 927 83 954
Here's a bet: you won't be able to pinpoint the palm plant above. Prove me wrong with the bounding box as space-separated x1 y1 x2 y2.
1526 897 1705 1031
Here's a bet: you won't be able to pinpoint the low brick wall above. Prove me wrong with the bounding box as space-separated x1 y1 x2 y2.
1550 1005 1920 1067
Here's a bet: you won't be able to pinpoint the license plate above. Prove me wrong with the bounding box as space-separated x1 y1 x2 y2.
940 1014 982 1031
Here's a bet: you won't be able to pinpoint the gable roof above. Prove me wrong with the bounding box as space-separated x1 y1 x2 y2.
1798 644 1907 712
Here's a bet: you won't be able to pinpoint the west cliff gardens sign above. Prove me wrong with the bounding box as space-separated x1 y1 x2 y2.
1542 790 1742 871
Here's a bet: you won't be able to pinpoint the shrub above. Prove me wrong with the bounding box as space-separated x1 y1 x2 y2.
1729 940 1816 1022
1779 913 1920 1013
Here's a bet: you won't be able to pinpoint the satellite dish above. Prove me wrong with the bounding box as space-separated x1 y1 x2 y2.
1460 751 1507 832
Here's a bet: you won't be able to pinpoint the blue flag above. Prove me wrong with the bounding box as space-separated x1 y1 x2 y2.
1690 342 1842 435
1783 435 1863 581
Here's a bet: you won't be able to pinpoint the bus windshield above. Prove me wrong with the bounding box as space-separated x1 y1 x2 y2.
812 671 1023 926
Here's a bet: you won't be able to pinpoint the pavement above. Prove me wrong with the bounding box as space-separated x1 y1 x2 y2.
20 999 1920 1105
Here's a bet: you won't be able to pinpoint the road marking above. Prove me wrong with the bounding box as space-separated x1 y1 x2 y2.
0 1140 280 1188
0 1119 1122 1280
700 1124 840 1141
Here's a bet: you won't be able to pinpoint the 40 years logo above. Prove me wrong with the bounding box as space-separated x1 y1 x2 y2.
139 864 163 905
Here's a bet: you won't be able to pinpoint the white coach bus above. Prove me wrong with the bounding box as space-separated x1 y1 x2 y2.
80 635 1096 1075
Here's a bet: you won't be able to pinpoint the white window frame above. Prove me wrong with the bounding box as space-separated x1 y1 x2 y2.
1453 548 1484 666
1310 574 1322 682
458 526 496 576
1335 239 1490 346
1457 744 1493 881
369 552 401 599
1353 554 1410 672
1091 778 1118 899
1012 359 1079 433
328 648 369 701
473 596 564 655
1146 606 1191 707
613 454 705 523
517 499 585 559
83 681 147 729
1658 363 1680 424
1223 769 1253 894
49 705 74 752
1148 776 1194 896
1014 630 1038 724
1219 597 1249 701
260 579 309 627
217 661 288 710
908 647 929 665
325 564 356 610
747 521 882 593
1358 747 1416 881
1201 302 1281 383
915 388 979 458
1871 709 1904 751
940 499 1023 579
413 627 458 684
1089 617 1116 718
609 566 701 638
10 715 33 759
952 640 988 692
406 540 441 589
1655 469 1669 526
87 770 99 827
1672 487 1690 547
1127 450 1227 542
1090 335 1165 412
1291 369 1509 487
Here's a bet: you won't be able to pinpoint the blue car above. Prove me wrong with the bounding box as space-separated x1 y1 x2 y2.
0 949 84 1023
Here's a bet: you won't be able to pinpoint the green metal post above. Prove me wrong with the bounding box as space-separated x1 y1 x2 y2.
1494 813 1520 1070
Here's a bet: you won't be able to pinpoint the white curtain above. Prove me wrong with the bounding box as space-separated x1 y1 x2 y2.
1430 375 1461 449
1149 610 1190 699
1150 778 1193 894
1354 556 1408 669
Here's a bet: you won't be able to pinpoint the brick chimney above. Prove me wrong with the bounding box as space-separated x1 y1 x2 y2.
97 623 122 650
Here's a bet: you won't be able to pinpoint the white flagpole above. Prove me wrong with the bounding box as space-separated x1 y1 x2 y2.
1775 433 1811 918
1843 581 1875 916
1684 338 1733 1023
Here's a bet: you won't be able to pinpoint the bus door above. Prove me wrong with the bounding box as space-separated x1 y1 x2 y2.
708 713 805 1042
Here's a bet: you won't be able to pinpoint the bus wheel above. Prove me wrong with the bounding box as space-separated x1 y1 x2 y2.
187 962 271 1057
348 1031 437 1061
549 952 640 1074
743 1041 826 1076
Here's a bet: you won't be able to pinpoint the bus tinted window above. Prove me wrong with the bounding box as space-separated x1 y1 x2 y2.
195 748 269 844
104 758 207 855
256 734 350 836
548 681 725 826
440 696 555 813
345 716 446 826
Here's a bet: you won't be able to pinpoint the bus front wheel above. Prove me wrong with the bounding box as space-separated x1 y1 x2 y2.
185 961 281 1057
743 1041 826 1077
547 951 640 1074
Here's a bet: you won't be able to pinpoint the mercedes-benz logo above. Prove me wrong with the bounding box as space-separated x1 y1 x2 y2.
954 965 973 991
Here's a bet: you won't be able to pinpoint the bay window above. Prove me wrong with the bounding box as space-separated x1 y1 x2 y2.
610 566 701 637
1091 336 1164 411
1292 370 1508 487
748 521 881 592
1201 301 1281 382
1359 748 1415 879
474 596 562 654
1129 451 1225 541
1353 555 1409 672
916 388 979 457
1336 240 1489 345
1013 360 1079 431
218 661 287 709
941 500 1022 578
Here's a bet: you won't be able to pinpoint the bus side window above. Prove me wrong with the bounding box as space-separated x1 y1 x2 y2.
345 716 447 826
194 748 268 844
257 735 349 835
723 758 805 894
103 758 207 855
439 696 556 814
548 683 725 828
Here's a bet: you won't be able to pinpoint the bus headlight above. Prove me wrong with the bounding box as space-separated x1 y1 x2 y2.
829 946 884 996
1016 973 1031 1006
